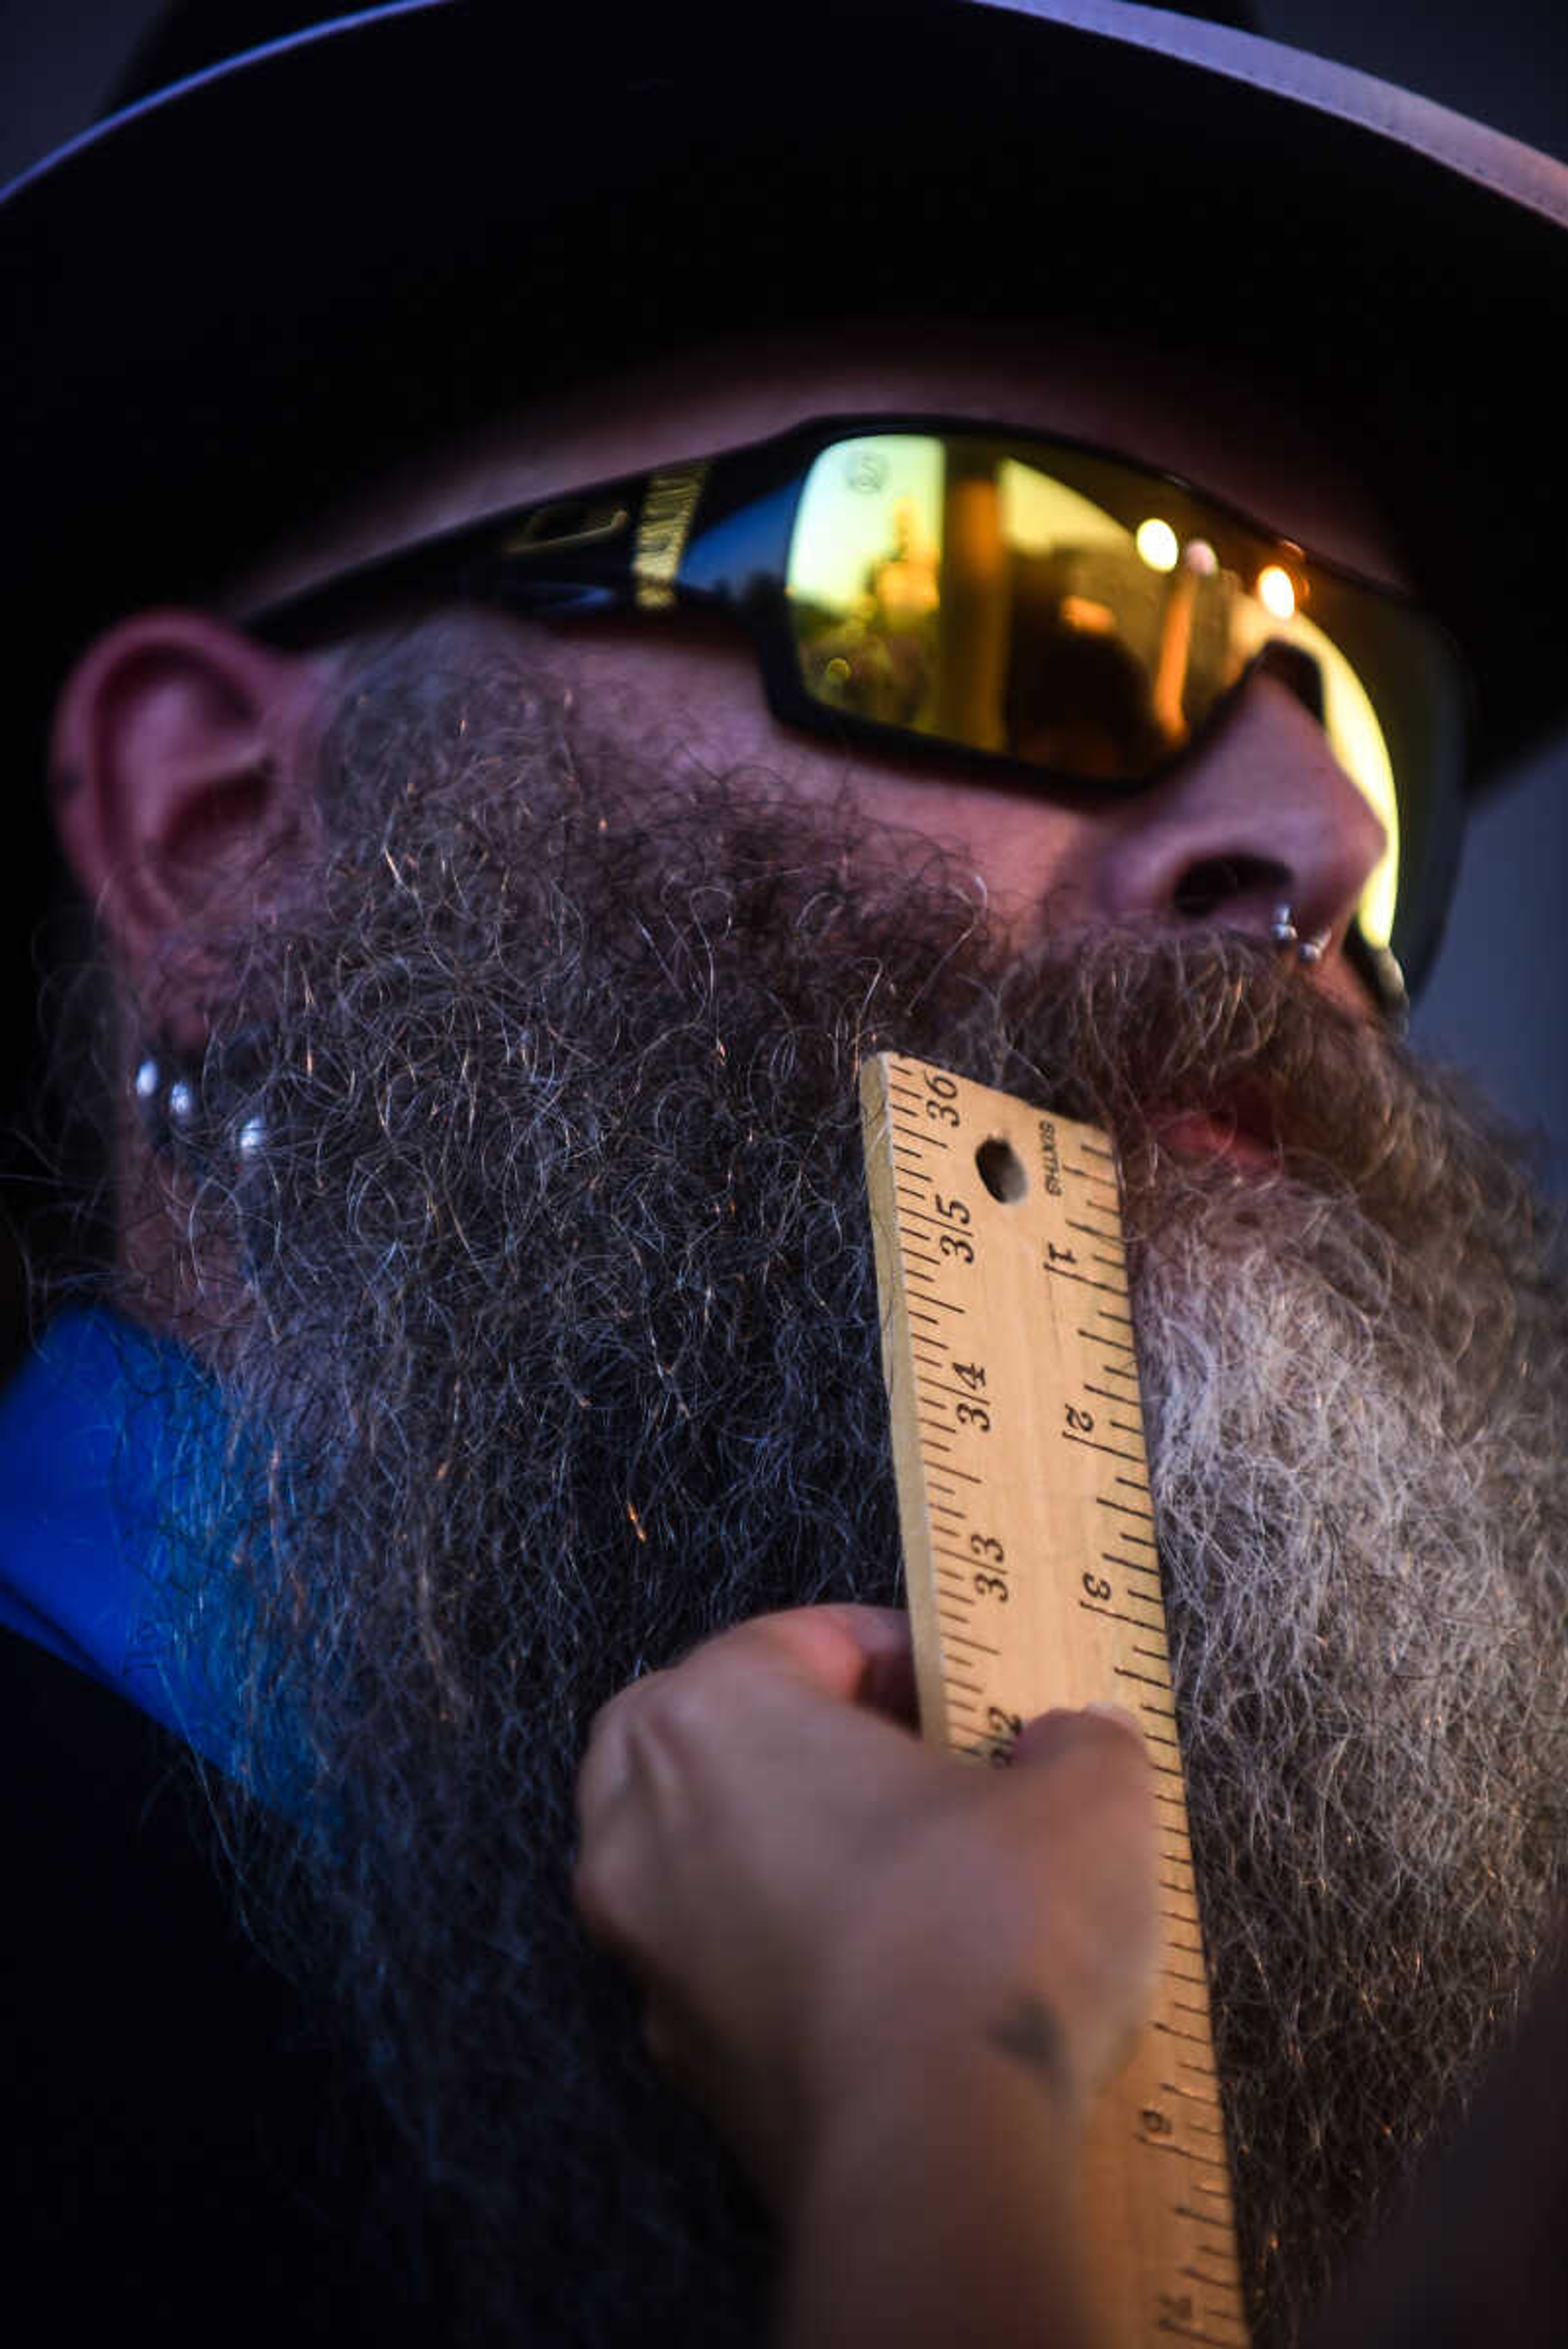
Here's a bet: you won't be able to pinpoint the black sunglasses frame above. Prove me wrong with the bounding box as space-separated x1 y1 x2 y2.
249 415 1471 1016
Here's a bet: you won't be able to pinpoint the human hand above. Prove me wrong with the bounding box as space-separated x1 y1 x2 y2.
572 1604 1156 2213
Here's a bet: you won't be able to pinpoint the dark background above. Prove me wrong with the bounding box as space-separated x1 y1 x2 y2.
4 0 1567 1181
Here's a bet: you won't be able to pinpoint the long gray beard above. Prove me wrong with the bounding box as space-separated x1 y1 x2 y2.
122 636 1568 2345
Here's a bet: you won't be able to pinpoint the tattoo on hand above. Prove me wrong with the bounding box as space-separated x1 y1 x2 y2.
984 1993 1069 2100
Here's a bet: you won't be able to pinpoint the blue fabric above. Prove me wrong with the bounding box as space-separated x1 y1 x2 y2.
0 1305 252 1780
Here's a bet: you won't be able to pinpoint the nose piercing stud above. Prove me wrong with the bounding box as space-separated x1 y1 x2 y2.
1272 903 1330 966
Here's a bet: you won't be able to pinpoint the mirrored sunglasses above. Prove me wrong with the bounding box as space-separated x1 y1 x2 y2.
251 417 1472 1014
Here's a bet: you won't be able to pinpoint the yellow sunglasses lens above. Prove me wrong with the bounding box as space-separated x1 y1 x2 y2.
786 434 1401 952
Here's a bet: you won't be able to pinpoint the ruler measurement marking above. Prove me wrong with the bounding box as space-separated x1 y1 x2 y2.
1159 2079 1223 2107
919 1377 1005 1406
1136 2139 1231 2176
1064 1432 1146 1464
1044 1263 1130 1299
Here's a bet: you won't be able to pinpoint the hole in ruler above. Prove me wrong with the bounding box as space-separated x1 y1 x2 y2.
975 1135 1027 1202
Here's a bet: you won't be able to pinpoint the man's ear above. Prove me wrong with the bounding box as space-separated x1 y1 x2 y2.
51 609 329 1042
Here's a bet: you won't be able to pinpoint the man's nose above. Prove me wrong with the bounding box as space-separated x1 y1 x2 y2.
1090 671 1390 982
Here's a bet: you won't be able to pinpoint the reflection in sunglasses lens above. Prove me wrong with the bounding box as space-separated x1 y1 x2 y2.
786 434 1400 951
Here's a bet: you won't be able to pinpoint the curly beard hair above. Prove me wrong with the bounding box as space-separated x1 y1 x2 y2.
106 626 1568 2345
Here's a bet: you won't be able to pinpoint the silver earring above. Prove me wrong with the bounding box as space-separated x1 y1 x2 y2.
133 1051 201 1157
132 1044 268 1168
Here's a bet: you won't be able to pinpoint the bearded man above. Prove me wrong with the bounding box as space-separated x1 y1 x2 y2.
6 4 1568 2345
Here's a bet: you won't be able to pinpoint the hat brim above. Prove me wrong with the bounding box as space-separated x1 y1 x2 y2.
7 0 1568 793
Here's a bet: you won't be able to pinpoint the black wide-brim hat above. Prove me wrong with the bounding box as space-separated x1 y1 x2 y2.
7 0 1568 835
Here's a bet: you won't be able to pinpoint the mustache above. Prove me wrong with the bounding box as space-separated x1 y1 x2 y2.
192 810 1415 1201
188 870 1533 1375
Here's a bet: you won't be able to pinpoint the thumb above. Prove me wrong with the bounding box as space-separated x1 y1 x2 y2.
1011 1701 1148 1769
1003 1702 1160 2104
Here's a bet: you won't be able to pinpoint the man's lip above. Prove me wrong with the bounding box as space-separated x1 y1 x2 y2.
1149 1099 1281 1172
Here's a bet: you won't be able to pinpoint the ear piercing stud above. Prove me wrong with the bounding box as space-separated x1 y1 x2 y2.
132 1049 267 1167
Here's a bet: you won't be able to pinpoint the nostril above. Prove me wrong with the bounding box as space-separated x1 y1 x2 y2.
1172 855 1292 921
1255 640 1327 725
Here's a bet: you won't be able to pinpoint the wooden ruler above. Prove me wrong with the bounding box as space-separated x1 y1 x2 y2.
860 1051 1249 2349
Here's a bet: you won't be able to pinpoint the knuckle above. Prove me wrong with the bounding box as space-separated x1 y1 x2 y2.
575 1710 630 1825
569 1845 619 1939
629 1668 726 1763
571 1829 646 1951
